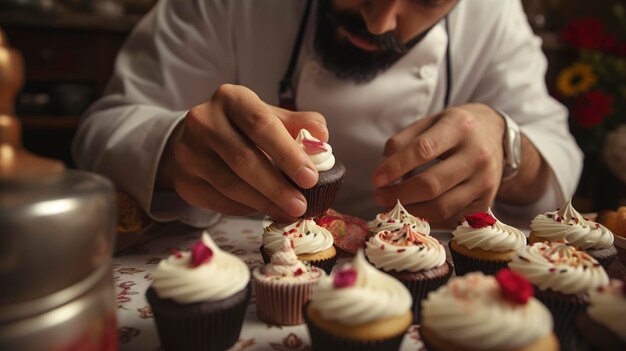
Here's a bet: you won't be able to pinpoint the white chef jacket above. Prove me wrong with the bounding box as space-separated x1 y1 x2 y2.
72 0 583 228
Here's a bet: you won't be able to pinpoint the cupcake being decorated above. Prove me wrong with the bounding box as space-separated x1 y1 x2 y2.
146 232 251 351
253 238 325 325
368 199 430 237
304 250 412 351
293 128 346 218
421 270 558 351
365 222 452 323
509 241 609 349
261 218 336 274
575 279 626 351
529 198 616 269
450 209 526 275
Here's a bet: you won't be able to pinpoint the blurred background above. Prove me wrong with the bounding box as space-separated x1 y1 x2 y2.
1 0 624 212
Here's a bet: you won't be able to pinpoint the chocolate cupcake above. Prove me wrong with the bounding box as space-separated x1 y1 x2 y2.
292 129 345 218
421 270 558 351
145 233 251 351
367 200 430 239
304 250 412 351
449 209 526 276
529 198 617 270
509 241 609 350
575 279 626 351
253 238 325 325
365 222 452 323
261 218 337 274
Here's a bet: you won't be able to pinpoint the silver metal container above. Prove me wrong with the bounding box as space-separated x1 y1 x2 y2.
0 29 118 350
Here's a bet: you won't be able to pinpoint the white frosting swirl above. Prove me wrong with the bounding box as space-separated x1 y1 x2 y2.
151 232 250 304
509 242 609 295
365 224 446 272
588 279 626 340
309 250 412 325
422 272 554 349
253 238 323 283
295 129 335 171
530 199 614 249
452 209 526 252
368 200 430 235
262 218 333 255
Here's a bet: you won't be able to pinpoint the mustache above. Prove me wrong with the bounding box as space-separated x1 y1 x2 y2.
324 10 408 53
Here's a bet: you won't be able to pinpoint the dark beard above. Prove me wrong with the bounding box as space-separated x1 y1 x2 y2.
314 0 431 83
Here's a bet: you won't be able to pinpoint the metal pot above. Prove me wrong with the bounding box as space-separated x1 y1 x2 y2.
0 29 117 350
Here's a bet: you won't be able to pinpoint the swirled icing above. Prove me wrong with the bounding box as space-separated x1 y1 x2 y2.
262 218 333 255
309 250 412 325
365 223 446 272
368 200 430 235
253 238 323 283
452 209 526 252
588 279 626 339
509 242 609 295
422 272 553 349
295 129 335 171
530 199 614 249
151 232 250 304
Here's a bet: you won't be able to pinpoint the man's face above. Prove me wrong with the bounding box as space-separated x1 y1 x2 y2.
315 0 459 83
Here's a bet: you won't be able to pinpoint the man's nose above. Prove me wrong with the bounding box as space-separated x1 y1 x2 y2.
360 0 400 35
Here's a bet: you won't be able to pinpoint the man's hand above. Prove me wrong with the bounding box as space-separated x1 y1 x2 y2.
157 84 328 222
372 103 506 227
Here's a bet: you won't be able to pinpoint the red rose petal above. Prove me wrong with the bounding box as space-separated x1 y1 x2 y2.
465 212 497 228
333 268 357 288
190 240 214 267
302 138 327 154
495 268 534 305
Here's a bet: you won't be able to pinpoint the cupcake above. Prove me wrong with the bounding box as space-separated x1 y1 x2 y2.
261 218 337 274
304 250 412 351
145 232 251 351
367 200 430 238
365 222 452 323
575 279 626 351
293 128 346 218
449 209 526 276
529 198 616 269
509 241 609 349
253 238 325 325
421 270 558 351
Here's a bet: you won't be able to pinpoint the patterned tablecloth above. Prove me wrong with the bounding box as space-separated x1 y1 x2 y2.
114 215 438 351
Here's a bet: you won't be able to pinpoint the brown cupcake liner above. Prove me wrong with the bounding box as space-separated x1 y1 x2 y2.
575 312 626 351
253 278 316 325
387 262 454 324
586 245 617 271
534 288 589 350
617 246 626 267
146 284 251 351
260 245 337 275
303 303 406 351
293 162 346 218
448 241 508 276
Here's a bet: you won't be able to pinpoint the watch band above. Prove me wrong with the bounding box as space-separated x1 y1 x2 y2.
496 110 522 181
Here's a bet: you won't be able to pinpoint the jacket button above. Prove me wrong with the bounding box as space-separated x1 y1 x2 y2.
419 64 436 79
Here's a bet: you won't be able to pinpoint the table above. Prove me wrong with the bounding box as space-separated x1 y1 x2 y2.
113 215 431 351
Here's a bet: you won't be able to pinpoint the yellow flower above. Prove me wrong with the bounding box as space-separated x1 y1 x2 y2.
557 63 597 97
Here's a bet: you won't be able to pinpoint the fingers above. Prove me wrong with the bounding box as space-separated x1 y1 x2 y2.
373 109 474 187
217 85 320 189
271 106 329 142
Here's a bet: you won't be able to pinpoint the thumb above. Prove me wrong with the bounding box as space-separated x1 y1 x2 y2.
271 106 329 142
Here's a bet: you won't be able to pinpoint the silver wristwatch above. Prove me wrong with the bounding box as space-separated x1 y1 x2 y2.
498 110 521 181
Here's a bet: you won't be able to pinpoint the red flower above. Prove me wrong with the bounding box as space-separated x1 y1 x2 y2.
464 212 496 228
190 240 213 267
561 18 617 52
333 268 357 288
495 269 534 305
572 91 614 129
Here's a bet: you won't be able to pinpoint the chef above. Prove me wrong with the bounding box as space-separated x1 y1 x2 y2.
73 0 583 228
